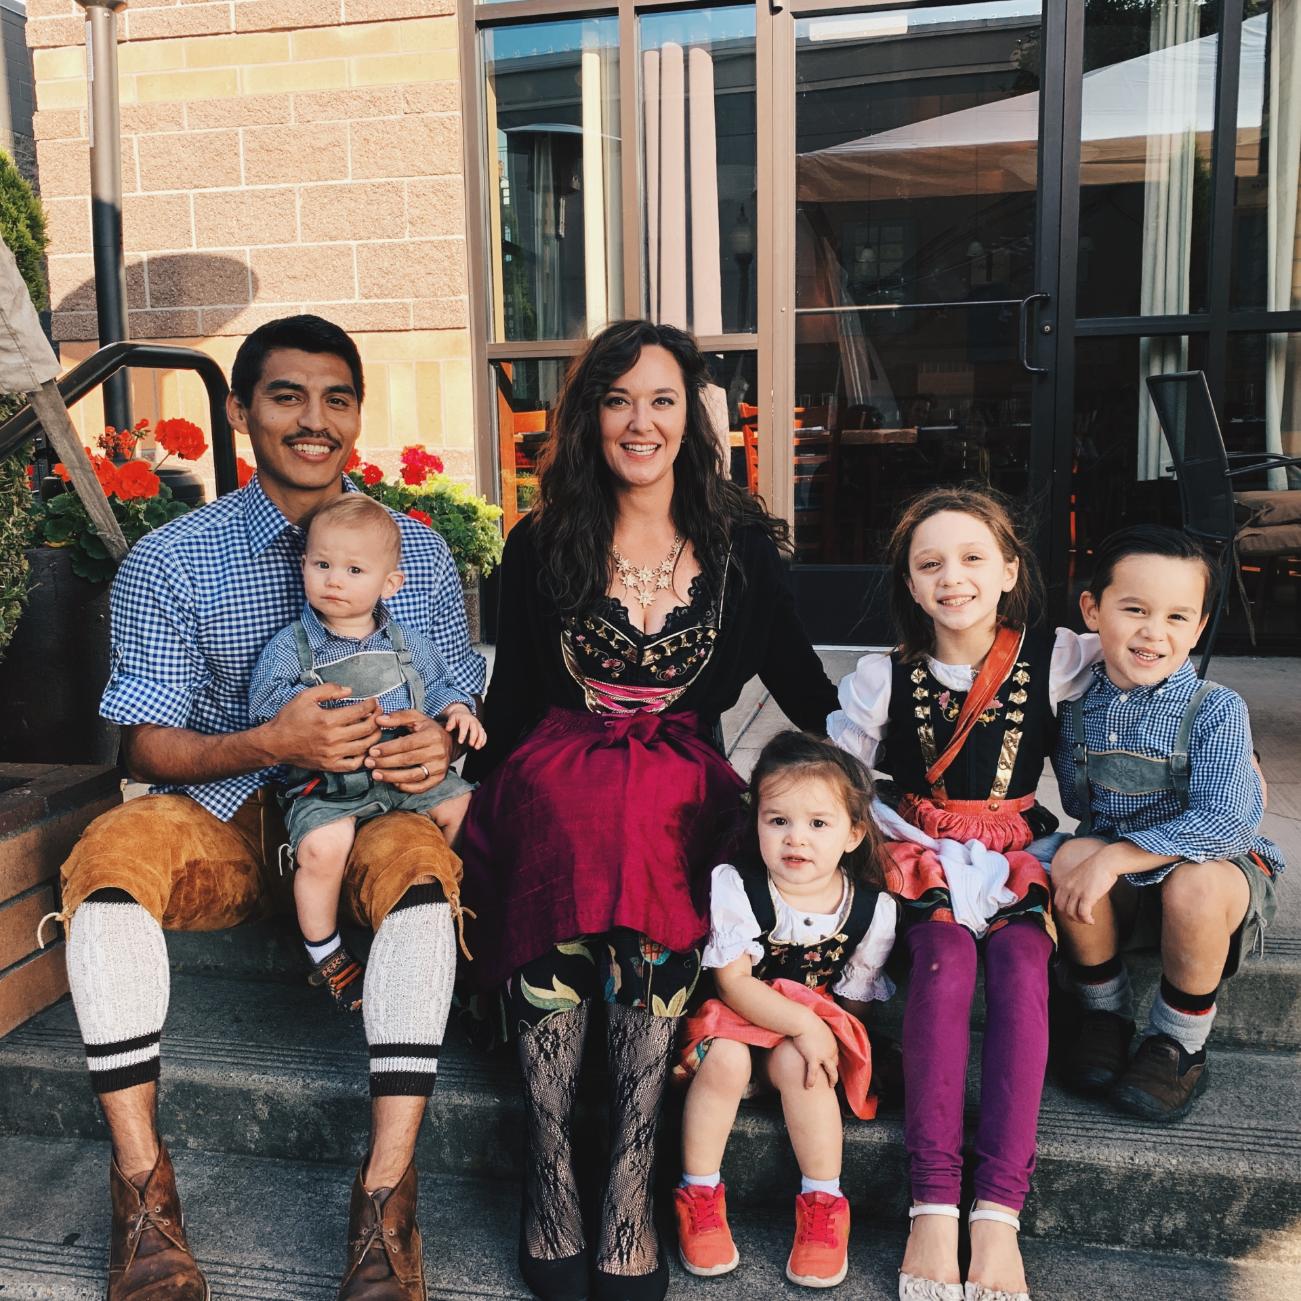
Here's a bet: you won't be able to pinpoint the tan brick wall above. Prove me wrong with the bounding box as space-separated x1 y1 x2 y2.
30 1 473 476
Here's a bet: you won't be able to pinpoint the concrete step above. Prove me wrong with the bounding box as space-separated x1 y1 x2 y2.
0 975 1297 1265
165 918 1301 1052
0 1135 1295 1301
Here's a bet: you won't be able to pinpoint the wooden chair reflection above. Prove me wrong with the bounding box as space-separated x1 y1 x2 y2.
496 397 548 534
737 403 835 559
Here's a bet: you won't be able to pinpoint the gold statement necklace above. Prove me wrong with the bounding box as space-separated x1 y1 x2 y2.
611 533 685 609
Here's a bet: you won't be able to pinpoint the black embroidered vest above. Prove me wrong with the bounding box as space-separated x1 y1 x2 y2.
738 862 879 991
880 627 1056 803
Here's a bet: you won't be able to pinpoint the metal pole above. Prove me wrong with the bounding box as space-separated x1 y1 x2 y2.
77 1 131 435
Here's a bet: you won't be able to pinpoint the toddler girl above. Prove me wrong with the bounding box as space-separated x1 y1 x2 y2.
674 730 897 1290
828 486 1097 1301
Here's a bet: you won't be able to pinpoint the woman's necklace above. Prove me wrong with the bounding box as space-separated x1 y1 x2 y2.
611 533 684 609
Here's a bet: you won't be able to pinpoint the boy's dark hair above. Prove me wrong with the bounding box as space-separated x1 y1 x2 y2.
886 484 1044 660
1086 525 1218 615
230 314 364 408
742 731 886 889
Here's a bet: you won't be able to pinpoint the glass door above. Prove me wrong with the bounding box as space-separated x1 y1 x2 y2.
778 0 1066 642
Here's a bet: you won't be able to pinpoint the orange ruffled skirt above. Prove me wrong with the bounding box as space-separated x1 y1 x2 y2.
675 978 877 1120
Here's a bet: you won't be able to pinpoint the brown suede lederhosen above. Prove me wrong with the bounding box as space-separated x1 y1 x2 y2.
59 786 463 934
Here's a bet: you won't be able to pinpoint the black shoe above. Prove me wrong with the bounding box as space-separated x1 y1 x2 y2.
592 1253 669 1301
519 1241 589 1301
1109 1033 1210 1122
1061 1009 1135 1095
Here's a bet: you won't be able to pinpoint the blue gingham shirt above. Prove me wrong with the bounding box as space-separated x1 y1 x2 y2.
1053 659 1284 885
102 474 486 821
248 601 473 731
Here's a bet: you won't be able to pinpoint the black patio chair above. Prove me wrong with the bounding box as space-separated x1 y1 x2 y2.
1145 370 1301 675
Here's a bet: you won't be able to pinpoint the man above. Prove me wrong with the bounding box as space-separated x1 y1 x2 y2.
57 315 484 1299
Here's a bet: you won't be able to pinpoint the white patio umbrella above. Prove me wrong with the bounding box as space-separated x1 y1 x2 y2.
0 241 127 560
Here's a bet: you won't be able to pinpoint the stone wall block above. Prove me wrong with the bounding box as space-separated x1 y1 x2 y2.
51 310 98 342
146 251 250 309
32 139 91 198
32 110 84 142
44 197 92 257
199 303 296 337
187 94 293 130
318 301 413 334
25 2 81 21
293 88 403 123
243 122 348 185
236 0 343 33
411 298 468 330
193 188 298 247
124 5 234 42
402 83 461 116
185 33 292 71
25 16 86 50
345 0 455 20
121 102 189 135
124 192 195 252
138 130 242 191
350 114 460 181
357 238 465 300
128 308 203 339
300 180 405 243
49 254 147 313
406 176 465 238
248 244 356 303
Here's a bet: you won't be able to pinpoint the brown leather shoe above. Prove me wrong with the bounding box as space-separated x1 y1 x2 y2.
337 1160 426 1299
1061 1009 1135 1094
1110 1033 1209 1121
108 1143 209 1300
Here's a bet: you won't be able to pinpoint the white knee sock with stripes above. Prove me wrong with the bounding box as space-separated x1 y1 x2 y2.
364 885 456 1097
65 896 169 1094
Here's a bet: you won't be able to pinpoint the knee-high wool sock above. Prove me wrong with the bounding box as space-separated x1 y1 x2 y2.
364 884 456 1097
65 891 169 1094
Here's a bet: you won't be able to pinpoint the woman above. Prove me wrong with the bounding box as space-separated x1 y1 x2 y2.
460 321 837 1301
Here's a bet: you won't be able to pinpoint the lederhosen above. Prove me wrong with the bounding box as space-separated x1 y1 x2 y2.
737 862 880 991
283 618 426 802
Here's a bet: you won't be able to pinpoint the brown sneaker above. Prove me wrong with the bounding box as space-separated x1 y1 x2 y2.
1061 1010 1135 1094
338 1160 426 1299
1109 1033 1209 1122
310 945 364 1012
108 1144 209 1300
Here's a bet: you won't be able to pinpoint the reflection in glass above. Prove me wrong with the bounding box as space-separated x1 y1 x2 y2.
491 357 570 533
1231 2 1301 321
701 351 758 489
1076 1 1220 320
642 8 756 334
483 20 622 342
1227 332 1301 491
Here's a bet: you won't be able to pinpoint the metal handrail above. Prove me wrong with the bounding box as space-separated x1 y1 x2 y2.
0 341 236 495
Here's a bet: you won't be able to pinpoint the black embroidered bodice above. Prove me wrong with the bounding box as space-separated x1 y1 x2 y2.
737 862 880 991
880 627 1056 802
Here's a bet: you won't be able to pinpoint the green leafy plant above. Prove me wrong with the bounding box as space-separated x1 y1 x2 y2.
350 446 504 581
0 149 48 657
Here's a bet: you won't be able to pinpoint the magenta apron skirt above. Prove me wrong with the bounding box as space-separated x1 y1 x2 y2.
458 706 746 990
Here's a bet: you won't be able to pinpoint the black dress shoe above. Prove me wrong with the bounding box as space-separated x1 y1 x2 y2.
591 1253 669 1301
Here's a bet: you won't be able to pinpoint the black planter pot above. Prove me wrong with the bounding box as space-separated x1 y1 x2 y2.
0 548 117 765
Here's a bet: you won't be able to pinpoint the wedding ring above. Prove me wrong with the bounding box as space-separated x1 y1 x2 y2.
419 764 430 780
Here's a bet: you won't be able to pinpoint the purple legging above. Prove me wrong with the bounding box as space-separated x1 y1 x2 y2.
902 919 1052 1209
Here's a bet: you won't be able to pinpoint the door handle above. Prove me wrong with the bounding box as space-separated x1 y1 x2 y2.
1018 292 1050 375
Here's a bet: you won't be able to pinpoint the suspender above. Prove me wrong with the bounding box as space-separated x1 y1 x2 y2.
1070 681 1216 835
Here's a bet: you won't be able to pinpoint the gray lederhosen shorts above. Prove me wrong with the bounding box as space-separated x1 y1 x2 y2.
284 769 475 855
1066 830 1277 979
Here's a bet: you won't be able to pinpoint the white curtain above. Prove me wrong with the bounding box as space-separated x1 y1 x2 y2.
1265 0 1301 488
1137 0 1200 480
644 42 722 331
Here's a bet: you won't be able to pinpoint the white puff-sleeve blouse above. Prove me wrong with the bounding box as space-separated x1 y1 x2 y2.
827 627 1101 771
701 862 898 1003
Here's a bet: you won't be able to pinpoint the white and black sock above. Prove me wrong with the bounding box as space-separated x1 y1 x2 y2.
303 930 343 965
65 890 169 1094
364 883 455 1098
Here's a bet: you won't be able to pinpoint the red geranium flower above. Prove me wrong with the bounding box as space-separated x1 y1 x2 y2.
406 508 432 527
115 459 161 501
236 456 255 488
344 449 361 472
90 455 121 498
362 463 383 486
154 417 207 462
398 445 444 486
53 462 71 482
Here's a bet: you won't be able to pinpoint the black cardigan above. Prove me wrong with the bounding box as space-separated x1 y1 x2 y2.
465 516 839 781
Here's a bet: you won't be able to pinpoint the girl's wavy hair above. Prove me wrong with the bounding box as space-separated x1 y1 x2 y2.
531 319 789 614
741 731 886 890
886 484 1043 661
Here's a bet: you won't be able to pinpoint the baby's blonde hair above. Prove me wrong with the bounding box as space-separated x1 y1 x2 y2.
305 493 402 569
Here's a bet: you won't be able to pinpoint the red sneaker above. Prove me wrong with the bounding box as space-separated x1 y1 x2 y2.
786 1191 850 1288
674 1182 739 1277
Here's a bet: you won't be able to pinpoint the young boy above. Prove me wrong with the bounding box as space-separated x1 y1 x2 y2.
249 493 485 1009
1050 525 1282 1121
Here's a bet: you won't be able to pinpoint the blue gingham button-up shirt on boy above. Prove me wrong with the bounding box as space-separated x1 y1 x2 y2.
247 601 473 731
1052 659 1285 886
101 474 487 822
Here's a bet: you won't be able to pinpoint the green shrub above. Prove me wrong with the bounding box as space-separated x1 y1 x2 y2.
0 151 49 658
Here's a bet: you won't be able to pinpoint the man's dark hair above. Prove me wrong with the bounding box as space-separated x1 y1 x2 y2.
229 314 364 408
1086 524 1218 615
